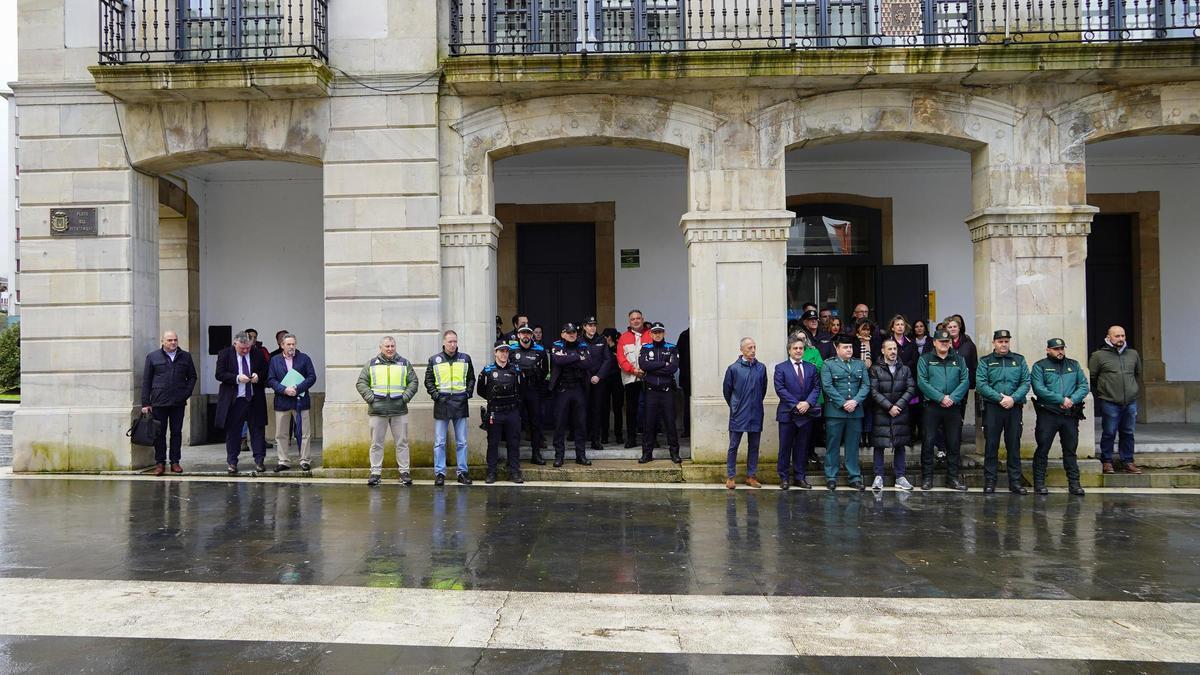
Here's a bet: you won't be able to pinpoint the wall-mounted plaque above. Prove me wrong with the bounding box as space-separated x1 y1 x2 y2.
48 208 98 237
620 248 640 269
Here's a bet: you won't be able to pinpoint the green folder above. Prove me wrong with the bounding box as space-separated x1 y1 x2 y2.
280 368 307 397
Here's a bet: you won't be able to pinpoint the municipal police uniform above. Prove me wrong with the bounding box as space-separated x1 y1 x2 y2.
510 326 548 464
1030 338 1090 495
580 318 614 450
975 329 1032 494
638 323 681 463
476 342 525 483
549 323 592 466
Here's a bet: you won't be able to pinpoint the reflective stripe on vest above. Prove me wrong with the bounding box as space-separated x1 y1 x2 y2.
369 363 408 399
433 360 468 394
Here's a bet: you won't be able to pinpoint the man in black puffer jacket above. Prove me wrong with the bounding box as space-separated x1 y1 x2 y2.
140 330 198 475
868 338 917 491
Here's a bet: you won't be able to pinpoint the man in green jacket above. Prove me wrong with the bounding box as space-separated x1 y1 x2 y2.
976 329 1032 495
1088 325 1143 475
820 334 870 491
1030 338 1089 496
917 329 970 492
356 335 419 487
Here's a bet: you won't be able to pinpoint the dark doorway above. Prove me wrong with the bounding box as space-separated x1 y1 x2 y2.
517 222 597 340
1086 213 1136 355
878 265 930 326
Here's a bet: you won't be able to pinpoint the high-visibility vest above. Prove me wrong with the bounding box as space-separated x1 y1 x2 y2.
433 358 469 394
369 359 408 399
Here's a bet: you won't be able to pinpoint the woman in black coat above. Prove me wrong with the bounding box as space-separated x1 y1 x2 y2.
868 338 917 491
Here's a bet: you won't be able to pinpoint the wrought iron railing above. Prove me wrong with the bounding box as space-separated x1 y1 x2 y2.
98 0 329 64
449 0 1200 54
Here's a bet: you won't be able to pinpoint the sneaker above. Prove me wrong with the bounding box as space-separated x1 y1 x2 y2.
400 472 412 486
871 476 884 491
227 464 238 476
895 476 914 491
300 460 312 472
367 474 381 486
434 474 445 486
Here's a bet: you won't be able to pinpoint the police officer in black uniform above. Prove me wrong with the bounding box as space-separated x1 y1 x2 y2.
638 322 682 464
550 323 592 467
580 316 613 451
510 325 548 465
477 341 525 484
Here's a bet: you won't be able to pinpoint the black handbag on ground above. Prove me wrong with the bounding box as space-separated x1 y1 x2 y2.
127 412 161 446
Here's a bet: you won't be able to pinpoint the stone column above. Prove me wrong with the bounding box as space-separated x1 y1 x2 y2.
12 89 160 471
682 210 793 466
437 214 502 460
157 179 204 444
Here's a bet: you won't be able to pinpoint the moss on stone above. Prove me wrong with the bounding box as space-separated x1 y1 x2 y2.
18 443 120 473
322 440 436 468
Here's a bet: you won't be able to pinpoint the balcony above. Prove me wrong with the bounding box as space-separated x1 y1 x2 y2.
448 0 1200 54
91 1 332 103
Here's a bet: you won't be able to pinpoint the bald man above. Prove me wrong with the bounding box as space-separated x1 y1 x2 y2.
141 331 198 475
1089 325 1143 475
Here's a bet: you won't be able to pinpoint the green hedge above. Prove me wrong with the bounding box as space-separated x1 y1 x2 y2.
0 323 20 393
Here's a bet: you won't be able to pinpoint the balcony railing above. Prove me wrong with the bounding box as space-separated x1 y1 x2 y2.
98 0 329 64
448 0 1200 54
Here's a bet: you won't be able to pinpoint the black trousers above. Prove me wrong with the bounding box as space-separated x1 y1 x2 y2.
982 402 1024 484
152 404 186 464
1032 408 1081 484
517 387 544 451
486 408 522 474
553 386 588 458
586 378 607 445
642 388 679 455
681 386 691 436
624 381 642 439
224 397 265 466
921 403 963 479
600 377 624 442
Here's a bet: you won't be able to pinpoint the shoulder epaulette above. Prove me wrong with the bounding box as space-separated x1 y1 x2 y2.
533 344 545 351
482 364 495 373
553 340 565 347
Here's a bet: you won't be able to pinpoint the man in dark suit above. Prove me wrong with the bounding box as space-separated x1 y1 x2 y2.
215 331 269 474
140 330 197 476
774 335 821 489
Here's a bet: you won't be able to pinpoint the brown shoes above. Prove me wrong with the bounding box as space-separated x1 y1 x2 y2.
1102 462 1114 474
725 478 736 490
1123 462 1144 475
170 463 183 474
746 477 762 489
152 463 165 476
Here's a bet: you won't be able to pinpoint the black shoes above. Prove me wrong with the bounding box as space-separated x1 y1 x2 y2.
300 460 311 472
530 450 546 466
983 481 996 493
254 463 266 473
795 479 813 490
638 454 652 464
949 477 968 492
485 472 496 484
1068 482 1086 496
553 457 565 468
512 471 524 484
367 474 381 486
457 473 472 485
850 480 864 491
921 477 934 491
614 433 624 445
591 441 603 451
435 474 446 486
624 440 639 449
274 464 290 473
827 481 837 491
575 456 592 466
1010 485 1028 495
669 453 682 464
779 480 790 491
1034 483 1049 495
400 472 412 486
227 464 238 476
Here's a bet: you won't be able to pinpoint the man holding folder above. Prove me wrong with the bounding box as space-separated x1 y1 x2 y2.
268 333 318 471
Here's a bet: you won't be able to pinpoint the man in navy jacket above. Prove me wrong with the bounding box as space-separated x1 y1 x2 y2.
140 330 197 475
723 337 768 489
267 333 318 472
774 336 822 489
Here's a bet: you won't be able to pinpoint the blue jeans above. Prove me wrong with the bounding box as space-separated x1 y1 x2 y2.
434 417 469 476
726 431 761 478
1098 399 1137 464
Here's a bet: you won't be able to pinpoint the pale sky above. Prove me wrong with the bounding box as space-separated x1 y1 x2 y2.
1 0 18 287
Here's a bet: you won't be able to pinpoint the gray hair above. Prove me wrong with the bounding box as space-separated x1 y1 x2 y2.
233 331 251 345
280 333 297 344
379 335 397 348
739 337 754 348
787 335 807 349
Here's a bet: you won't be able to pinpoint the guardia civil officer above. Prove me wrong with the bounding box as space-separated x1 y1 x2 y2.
580 316 614 451
549 323 592 466
821 334 870 490
916 329 971 491
1030 338 1089 496
976 329 1031 494
510 325 548 465
477 341 525 484
639 322 682 464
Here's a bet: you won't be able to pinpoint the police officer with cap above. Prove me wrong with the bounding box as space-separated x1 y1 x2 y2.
477 341 525 484
1030 337 1089 496
510 324 548 465
580 316 613 451
549 322 592 466
800 309 835 359
638 322 682 464
976 329 1032 494
916 328 971 491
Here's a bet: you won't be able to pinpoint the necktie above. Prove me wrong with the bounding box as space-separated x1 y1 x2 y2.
794 361 802 386
241 354 250 398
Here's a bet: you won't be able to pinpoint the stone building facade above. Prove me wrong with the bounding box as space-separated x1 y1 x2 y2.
11 1 1200 471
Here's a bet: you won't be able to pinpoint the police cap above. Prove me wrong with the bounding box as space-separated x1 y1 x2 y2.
932 329 952 341
1046 338 1066 349
801 309 819 321
493 341 511 351
582 316 598 325
516 325 534 334
649 322 666 332
561 322 578 333
993 329 1012 340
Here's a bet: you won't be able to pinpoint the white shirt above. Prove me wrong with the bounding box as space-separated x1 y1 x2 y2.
165 349 177 362
236 350 252 398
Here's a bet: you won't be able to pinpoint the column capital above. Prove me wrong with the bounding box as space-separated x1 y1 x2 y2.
438 215 502 249
966 206 1097 243
679 210 794 245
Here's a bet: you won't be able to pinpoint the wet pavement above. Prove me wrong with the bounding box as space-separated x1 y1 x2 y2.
0 477 1198 671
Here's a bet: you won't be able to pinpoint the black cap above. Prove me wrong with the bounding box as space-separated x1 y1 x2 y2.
582 316 598 325
649 322 666 332
933 329 952 341
832 334 854 346
1047 338 1066 349
516 325 534 334
561 322 578 333
801 309 819 321
993 329 1012 340
493 341 511 351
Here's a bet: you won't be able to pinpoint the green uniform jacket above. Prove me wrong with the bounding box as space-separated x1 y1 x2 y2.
820 356 869 419
1031 356 1089 415
976 351 1031 405
803 345 824 404
916 350 970 404
355 352 419 416
1088 345 1141 406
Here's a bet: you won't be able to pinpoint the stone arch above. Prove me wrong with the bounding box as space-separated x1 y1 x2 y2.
1050 83 1200 164
117 99 329 173
445 94 726 216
